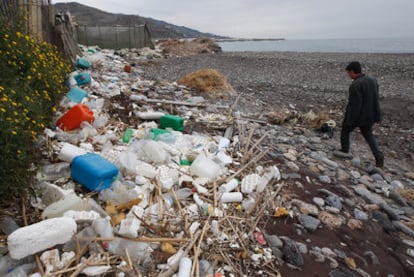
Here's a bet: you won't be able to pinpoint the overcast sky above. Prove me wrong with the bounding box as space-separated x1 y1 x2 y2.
55 0 414 39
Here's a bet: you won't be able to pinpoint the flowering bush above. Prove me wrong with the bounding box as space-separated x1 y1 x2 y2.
0 18 70 196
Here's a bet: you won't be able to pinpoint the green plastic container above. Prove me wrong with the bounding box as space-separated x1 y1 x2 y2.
159 115 184 132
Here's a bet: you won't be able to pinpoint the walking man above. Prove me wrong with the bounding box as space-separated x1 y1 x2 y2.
335 61 384 168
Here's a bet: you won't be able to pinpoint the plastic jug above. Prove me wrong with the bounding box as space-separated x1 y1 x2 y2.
159 114 184 131
56 104 95 131
74 72 92 86
71 153 119 191
66 87 88 103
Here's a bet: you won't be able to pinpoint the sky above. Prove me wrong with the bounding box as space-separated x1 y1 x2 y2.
54 0 414 39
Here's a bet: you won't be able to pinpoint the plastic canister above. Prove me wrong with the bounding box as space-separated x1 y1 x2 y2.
159 114 184 132
66 87 88 103
56 104 95 131
76 58 90 69
71 153 119 191
74 72 92 86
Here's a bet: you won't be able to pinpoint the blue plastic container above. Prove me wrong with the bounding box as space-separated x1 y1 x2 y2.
66 87 88 103
76 58 90 69
74 72 92 86
71 153 118 191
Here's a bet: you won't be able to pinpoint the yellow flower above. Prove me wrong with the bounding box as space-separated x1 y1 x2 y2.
0 86 4 91
0 108 5 113
27 75 32 80
11 130 17 135
4 34 9 39
17 149 21 154
12 41 17 46
16 31 22 37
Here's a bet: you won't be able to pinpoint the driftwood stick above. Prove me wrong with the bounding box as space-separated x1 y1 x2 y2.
95 236 190 243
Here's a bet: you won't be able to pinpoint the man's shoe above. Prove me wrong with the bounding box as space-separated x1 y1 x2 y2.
333 150 353 160
375 152 384 168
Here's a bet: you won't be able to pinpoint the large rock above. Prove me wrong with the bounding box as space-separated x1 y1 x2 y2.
177 68 234 98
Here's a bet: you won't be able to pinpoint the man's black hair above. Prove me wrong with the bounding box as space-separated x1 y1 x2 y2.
346 61 362 74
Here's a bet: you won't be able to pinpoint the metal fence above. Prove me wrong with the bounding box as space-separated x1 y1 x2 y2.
76 24 154 49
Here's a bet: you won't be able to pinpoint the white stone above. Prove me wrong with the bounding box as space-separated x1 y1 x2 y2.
8 218 77 259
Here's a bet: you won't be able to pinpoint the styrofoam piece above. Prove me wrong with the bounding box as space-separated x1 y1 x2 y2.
136 111 165 120
190 153 221 181
8 218 77 260
42 194 85 219
63 210 101 222
257 165 281 192
92 218 113 238
241 174 261 194
219 179 239 193
118 206 144 238
58 143 87 162
220 192 243 203
81 266 112 276
157 165 175 189
178 257 192 277
40 249 59 274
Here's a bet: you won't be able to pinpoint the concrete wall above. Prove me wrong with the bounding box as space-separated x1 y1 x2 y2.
76 24 154 49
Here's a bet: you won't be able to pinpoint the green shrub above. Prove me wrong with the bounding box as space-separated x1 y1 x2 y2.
0 17 70 197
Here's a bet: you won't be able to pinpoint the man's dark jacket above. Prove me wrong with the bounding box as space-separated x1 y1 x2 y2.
343 74 382 127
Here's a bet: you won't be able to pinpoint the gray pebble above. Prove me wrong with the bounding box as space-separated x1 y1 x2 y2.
281 237 304 267
379 203 400 221
299 214 320 232
354 209 369 221
326 195 343 210
390 180 404 190
319 175 332 184
393 221 414 238
264 234 283 249
334 248 347 259
313 197 325 207
296 242 308 254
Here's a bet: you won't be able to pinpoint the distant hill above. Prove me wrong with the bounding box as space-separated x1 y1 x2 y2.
54 2 227 39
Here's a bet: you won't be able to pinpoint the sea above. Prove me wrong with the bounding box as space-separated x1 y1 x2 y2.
217 38 414 53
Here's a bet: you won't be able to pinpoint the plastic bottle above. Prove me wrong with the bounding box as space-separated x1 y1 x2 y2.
58 143 87 163
177 257 192 277
199 259 214 277
122 128 134 143
0 216 20 235
218 179 239 193
41 194 85 219
220 192 243 203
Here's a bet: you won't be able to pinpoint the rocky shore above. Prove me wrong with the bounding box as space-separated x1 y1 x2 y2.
136 51 414 276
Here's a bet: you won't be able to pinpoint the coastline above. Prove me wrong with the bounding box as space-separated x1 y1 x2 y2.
138 51 414 165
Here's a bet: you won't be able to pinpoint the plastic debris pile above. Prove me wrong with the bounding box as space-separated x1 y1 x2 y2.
0 46 284 277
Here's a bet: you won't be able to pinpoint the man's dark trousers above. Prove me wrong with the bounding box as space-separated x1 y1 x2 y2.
340 124 381 156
